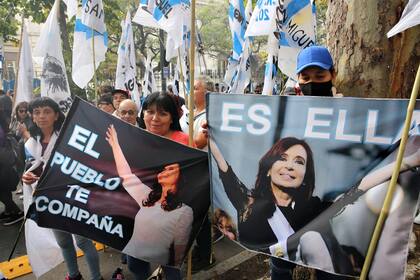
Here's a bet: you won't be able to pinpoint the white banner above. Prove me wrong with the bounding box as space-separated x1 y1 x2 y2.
15 23 34 107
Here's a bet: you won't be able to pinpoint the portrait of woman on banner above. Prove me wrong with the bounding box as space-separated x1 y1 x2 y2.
106 125 193 266
210 135 420 275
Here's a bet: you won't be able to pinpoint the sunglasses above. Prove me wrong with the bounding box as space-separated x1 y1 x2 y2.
119 110 136 116
18 109 27 113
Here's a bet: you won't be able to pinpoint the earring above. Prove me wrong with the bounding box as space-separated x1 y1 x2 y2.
267 172 270 177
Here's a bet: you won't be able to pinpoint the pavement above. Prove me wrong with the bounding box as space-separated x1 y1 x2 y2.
0 186 257 280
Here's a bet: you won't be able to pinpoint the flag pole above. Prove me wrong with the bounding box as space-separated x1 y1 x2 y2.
360 64 420 280
12 17 25 108
186 1 196 279
91 27 98 103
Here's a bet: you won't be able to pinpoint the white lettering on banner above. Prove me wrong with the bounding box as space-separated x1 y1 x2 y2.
247 104 272 135
68 125 100 159
35 195 124 238
365 110 392 145
304 108 333 139
221 103 244 132
51 151 121 190
336 110 362 142
220 102 272 134
66 185 90 204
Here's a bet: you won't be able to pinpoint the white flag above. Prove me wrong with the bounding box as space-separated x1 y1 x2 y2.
245 0 253 24
143 54 157 97
116 12 141 109
229 39 251 94
262 33 279 95
387 0 420 37
63 0 78 19
15 23 34 107
33 0 72 114
133 0 191 52
277 0 316 80
81 0 106 33
72 5 108 88
245 0 278 37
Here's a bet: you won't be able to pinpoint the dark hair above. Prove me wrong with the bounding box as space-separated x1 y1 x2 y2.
139 91 182 131
14 101 29 121
112 89 129 98
28 97 65 140
97 93 114 107
253 137 315 203
142 165 182 211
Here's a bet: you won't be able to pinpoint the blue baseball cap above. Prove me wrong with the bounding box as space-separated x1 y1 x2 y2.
296 46 334 74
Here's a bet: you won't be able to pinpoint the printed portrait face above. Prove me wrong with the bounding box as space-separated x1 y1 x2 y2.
158 163 180 193
268 144 307 189
143 104 172 137
32 106 59 130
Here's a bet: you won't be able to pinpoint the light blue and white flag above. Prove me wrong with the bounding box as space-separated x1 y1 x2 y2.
81 0 106 33
33 0 72 113
72 3 108 89
228 40 251 94
229 0 247 61
116 12 140 109
133 0 191 54
245 0 253 24
277 0 316 80
15 23 34 107
262 33 279 95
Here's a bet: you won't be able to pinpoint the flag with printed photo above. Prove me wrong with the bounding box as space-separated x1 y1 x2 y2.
33 0 72 114
115 12 140 109
15 23 34 107
72 3 108 89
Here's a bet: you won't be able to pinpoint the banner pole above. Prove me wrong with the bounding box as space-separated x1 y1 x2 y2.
91 27 98 104
360 64 420 280
186 1 196 279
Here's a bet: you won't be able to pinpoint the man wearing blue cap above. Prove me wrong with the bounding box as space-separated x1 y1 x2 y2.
271 46 350 280
295 45 342 97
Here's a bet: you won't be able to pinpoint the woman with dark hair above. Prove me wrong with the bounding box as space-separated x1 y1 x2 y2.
210 137 324 251
114 91 193 280
139 91 190 145
9 101 32 142
22 97 103 280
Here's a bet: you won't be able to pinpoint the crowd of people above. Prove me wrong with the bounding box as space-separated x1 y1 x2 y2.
0 45 419 280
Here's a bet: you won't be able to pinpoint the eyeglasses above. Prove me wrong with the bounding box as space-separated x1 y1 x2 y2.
18 109 27 113
119 110 136 116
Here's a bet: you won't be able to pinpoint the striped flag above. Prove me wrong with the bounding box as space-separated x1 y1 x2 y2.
115 12 141 109
72 1 108 89
228 0 247 61
142 54 157 97
228 40 251 94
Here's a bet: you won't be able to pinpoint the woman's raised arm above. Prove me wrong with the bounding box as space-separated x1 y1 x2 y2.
106 125 151 205
358 148 420 192
209 138 228 172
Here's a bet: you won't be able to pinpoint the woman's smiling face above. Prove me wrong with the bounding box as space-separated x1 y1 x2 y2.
268 144 307 189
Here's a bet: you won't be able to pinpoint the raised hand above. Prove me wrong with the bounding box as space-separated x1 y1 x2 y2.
105 124 119 149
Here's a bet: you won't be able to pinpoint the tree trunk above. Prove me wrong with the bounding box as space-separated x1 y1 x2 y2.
326 0 420 98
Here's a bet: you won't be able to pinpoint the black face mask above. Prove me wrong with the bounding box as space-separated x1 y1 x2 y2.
299 81 333 97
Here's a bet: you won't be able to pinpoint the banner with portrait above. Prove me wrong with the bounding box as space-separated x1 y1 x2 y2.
208 94 419 279
27 97 210 267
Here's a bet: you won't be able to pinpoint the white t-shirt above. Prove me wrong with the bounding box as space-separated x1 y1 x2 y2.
180 106 207 151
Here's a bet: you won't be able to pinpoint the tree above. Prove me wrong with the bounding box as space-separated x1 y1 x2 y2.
326 0 420 98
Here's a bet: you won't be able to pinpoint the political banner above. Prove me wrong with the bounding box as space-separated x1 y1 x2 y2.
27 97 210 267
208 94 420 279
